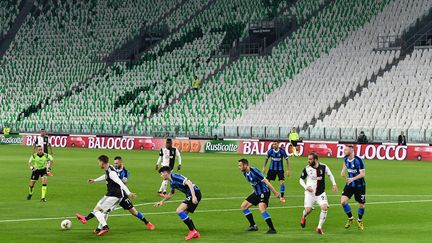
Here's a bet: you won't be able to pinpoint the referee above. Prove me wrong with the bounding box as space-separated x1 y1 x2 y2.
289 127 300 156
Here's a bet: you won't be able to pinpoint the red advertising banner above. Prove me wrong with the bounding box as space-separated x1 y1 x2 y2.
21 133 432 161
239 140 432 161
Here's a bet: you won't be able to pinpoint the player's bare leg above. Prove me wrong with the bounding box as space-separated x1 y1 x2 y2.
176 203 200 240
341 196 354 228
241 200 258 231
279 180 286 203
357 203 365 230
259 202 276 234
27 180 36 200
301 207 312 228
40 176 47 202
316 204 328 234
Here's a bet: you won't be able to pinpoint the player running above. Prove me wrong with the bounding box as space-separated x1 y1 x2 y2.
155 138 182 197
27 145 54 202
340 145 366 230
110 156 155 232
299 152 338 234
239 158 280 234
154 166 201 241
262 142 290 203
75 155 137 236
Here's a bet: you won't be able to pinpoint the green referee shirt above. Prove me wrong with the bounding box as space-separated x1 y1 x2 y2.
29 153 53 170
289 132 299 141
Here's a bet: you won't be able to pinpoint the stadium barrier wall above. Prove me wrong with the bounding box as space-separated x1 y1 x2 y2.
20 133 432 161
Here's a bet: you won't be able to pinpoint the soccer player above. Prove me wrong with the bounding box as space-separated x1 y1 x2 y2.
262 142 290 203
340 145 366 230
76 155 137 236
154 166 201 241
289 127 300 156
155 138 182 197
299 152 338 234
239 158 280 234
27 145 54 202
33 129 53 154
112 156 155 232
33 129 53 176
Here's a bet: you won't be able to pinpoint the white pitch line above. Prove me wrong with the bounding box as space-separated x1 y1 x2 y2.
125 194 432 210
1 199 432 223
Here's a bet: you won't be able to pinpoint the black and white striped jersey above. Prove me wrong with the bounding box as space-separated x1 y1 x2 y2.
300 163 336 196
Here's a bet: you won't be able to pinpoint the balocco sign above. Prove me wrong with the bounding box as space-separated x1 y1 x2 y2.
88 137 134 150
25 135 68 148
241 141 303 156
337 144 407 161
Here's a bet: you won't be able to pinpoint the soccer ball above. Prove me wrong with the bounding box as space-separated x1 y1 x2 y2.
60 219 72 230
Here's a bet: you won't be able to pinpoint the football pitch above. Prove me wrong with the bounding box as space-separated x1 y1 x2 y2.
1 145 431 242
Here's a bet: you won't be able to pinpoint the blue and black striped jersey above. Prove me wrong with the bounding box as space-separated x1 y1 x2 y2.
344 156 366 188
243 167 270 195
170 173 200 197
267 148 288 171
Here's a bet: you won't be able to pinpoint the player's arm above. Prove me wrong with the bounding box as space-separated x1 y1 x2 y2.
262 178 280 198
347 170 365 183
285 151 291 177
340 163 347 177
109 171 135 198
49 143 53 155
184 180 198 204
155 189 175 206
88 174 106 183
299 168 313 192
155 149 162 170
176 149 182 171
262 151 270 173
47 154 54 170
122 169 129 183
28 156 35 171
325 166 338 192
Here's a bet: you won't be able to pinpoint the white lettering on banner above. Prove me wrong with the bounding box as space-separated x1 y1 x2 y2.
242 141 303 155
49 136 67 147
337 144 407 160
88 137 134 150
25 135 67 147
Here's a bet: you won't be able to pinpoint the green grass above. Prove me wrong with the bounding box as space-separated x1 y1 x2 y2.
1 145 431 242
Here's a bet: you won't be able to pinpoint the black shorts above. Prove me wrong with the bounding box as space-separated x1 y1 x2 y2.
291 141 298 147
266 170 284 181
246 191 270 207
30 169 47 180
119 195 134 210
342 185 366 204
183 190 202 213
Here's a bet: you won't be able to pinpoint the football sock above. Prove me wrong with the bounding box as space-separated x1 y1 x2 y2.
318 210 327 228
303 209 308 217
94 211 107 227
28 186 34 195
343 203 353 219
280 184 285 198
86 212 95 221
243 209 256 226
262 211 275 230
41 184 47 198
178 211 195 231
136 211 149 224
358 208 365 221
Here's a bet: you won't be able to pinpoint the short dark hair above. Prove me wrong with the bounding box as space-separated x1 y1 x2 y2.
41 128 45 131
114 156 122 161
36 145 42 148
348 144 354 148
166 138 172 142
158 166 171 173
98 155 109 164
238 158 249 165
308 152 318 160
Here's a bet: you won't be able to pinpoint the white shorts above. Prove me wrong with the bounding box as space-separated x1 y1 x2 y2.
97 196 121 213
304 191 328 208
